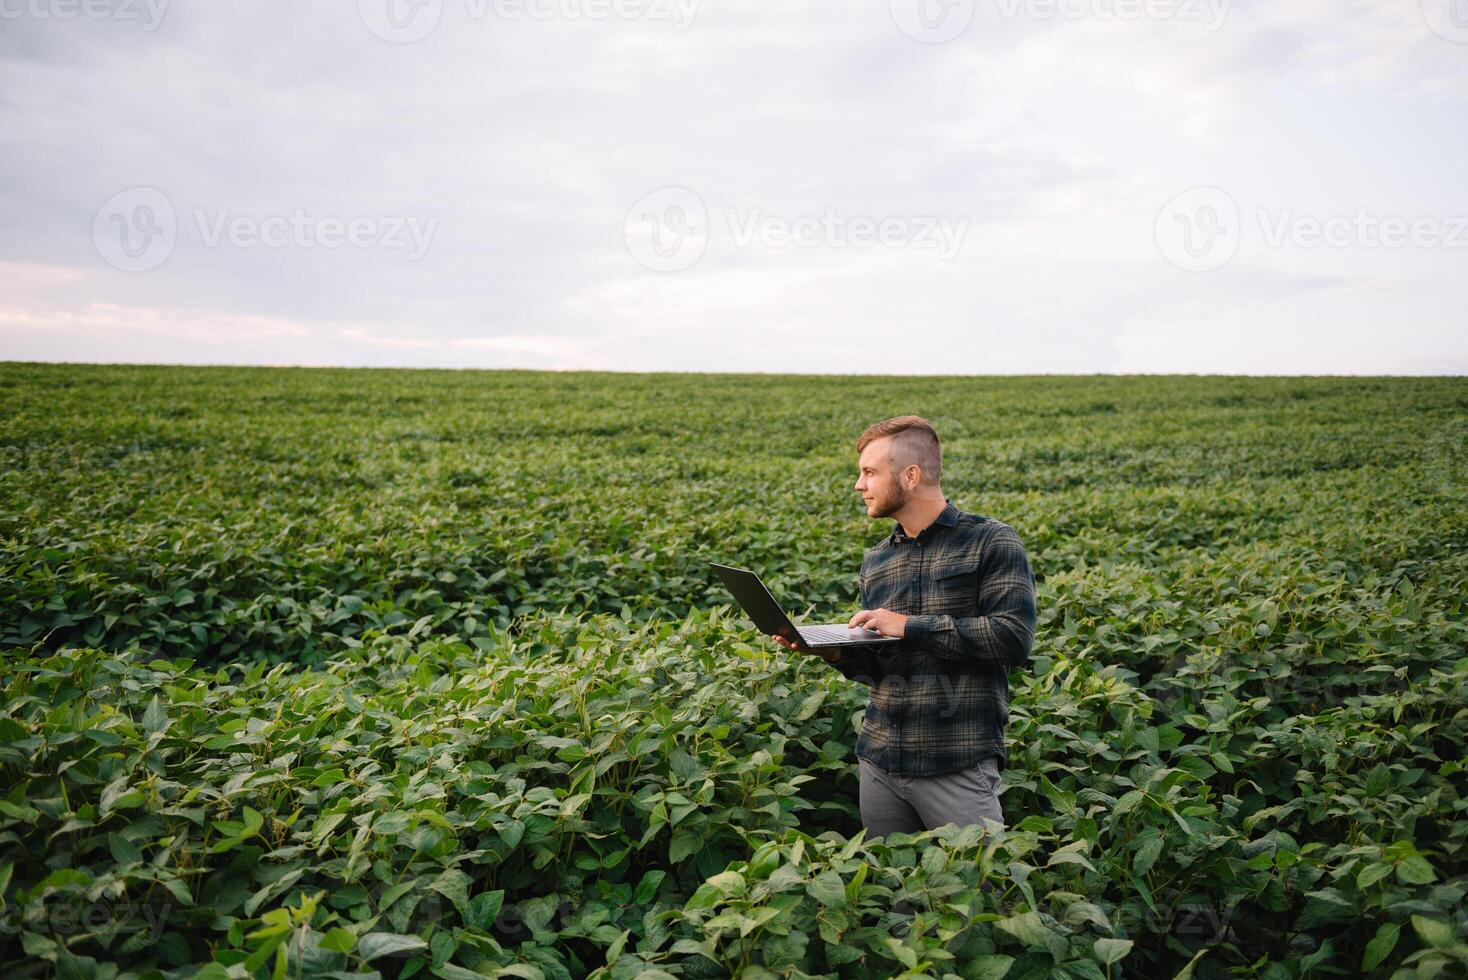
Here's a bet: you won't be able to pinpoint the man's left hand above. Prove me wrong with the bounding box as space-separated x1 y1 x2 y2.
848 608 908 638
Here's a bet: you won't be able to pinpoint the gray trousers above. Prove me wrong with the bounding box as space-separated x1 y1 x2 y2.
858 754 1005 840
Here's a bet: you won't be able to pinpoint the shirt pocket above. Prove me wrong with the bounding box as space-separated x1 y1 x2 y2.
927 558 982 617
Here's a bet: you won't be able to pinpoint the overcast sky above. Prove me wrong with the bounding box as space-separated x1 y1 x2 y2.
1 0 1464 373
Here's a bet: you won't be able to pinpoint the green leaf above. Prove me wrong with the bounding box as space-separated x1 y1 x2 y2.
793 691 826 722
1298 938 1335 975
1170 948 1209 980
498 820 525 849
1112 790 1145 819
1133 834 1164 876
634 870 666 905
311 768 346 787
0 800 41 822
1396 856 1436 884
806 870 846 908
995 910 1055 950
429 929 457 967
161 876 194 907
683 883 724 912
883 936 919 969
1411 915 1452 949
1063 902 1112 933
668 747 704 781
99 779 143 816
1364 763 1390 796
55 949 98 980
36 868 92 893
142 696 169 735
320 927 357 953
669 829 700 863
705 870 745 897
1046 847 1096 873
108 833 142 865
963 955 1015 979
1356 862 1393 889
428 868 472 916
1093 938 1133 965
21 931 57 958
1362 921 1399 971
1297 888 1353 929
379 878 418 910
357 932 429 960
604 928 630 964
466 890 504 931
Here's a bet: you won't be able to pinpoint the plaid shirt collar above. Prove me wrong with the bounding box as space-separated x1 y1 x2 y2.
888 497 960 546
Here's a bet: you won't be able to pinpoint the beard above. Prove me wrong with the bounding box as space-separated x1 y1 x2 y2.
870 481 908 518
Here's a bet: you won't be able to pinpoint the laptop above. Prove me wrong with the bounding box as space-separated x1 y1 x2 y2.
708 562 901 649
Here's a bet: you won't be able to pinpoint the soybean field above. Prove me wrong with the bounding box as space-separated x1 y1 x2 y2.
1 363 1465 980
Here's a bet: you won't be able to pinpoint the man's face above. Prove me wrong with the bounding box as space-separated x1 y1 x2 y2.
855 437 908 519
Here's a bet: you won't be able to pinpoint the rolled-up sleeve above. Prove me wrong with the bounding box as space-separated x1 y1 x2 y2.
903 523 1035 670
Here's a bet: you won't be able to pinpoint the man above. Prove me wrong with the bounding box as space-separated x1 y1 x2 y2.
774 415 1036 840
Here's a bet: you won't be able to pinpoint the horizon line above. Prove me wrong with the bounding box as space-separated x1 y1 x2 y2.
2 359 1464 380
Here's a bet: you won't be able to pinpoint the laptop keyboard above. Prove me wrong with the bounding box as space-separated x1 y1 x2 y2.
800 624 870 644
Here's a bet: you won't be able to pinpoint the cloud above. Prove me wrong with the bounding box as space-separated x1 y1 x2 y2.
0 302 313 343
0 0 1463 374
337 326 590 362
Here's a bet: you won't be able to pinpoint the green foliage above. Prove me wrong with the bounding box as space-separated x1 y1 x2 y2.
2 365 1466 979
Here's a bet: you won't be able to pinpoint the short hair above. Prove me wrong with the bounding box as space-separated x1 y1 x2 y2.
856 415 942 486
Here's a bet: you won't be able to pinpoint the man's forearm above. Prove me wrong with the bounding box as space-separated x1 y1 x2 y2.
903 608 1033 669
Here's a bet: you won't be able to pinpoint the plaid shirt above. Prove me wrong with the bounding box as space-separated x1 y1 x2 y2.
830 499 1036 777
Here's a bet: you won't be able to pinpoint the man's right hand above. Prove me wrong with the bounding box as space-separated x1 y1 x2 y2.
774 633 843 664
